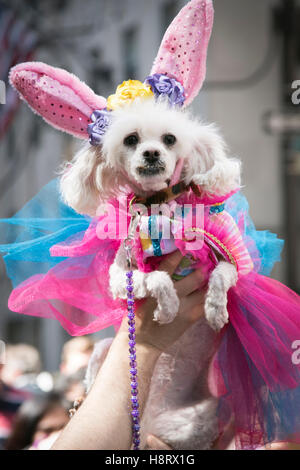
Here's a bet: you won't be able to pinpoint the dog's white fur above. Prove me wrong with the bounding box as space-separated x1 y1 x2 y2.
61 99 240 209
60 99 240 329
61 98 240 448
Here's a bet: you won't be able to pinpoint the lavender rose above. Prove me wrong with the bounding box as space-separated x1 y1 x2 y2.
145 73 185 107
87 109 111 146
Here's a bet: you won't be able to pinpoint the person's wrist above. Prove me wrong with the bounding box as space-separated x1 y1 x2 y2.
135 340 161 362
118 312 163 358
116 330 161 363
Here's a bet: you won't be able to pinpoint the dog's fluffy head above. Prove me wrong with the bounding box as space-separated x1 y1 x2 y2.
60 99 241 215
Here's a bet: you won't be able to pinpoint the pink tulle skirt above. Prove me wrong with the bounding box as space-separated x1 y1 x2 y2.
7 222 126 335
209 272 300 449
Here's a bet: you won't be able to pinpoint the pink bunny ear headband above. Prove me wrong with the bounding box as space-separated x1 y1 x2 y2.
9 0 214 146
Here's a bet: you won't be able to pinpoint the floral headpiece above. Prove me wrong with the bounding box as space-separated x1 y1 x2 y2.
87 74 186 146
9 1 214 145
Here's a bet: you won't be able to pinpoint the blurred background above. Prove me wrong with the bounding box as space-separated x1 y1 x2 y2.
0 0 299 449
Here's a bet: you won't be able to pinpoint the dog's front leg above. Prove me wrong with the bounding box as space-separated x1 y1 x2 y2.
110 246 179 324
205 261 238 331
146 271 180 324
109 244 147 300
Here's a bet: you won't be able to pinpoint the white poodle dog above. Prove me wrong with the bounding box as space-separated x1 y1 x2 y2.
60 98 240 449
60 99 240 332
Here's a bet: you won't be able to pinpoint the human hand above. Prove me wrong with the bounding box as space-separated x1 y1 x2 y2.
119 251 205 353
145 434 173 450
262 441 300 450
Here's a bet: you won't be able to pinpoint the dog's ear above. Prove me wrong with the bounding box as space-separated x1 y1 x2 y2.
60 143 125 216
9 62 106 138
151 0 214 107
60 144 102 216
185 123 241 196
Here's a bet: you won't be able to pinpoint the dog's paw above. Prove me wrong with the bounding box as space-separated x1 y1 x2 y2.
204 261 237 331
193 174 210 188
146 271 179 324
153 302 178 325
204 294 229 331
109 279 127 300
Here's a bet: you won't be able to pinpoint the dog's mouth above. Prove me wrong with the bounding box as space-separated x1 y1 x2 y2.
136 164 165 177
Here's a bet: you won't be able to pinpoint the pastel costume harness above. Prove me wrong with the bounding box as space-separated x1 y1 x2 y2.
1 0 300 449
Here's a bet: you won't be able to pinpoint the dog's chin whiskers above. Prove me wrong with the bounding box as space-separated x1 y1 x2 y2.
136 166 165 176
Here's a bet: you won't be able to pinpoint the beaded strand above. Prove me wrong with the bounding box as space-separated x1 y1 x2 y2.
126 270 140 450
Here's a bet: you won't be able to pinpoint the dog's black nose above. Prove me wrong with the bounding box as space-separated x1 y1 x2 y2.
143 150 160 164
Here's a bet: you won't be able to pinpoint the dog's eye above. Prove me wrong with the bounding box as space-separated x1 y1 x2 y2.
162 134 176 146
124 133 139 147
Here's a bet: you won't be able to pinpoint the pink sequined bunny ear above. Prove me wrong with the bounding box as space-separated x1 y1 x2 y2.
151 0 214 106
9 62 107 139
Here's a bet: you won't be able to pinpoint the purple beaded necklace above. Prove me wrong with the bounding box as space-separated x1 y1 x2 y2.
124 214 141 450
126 269 140 450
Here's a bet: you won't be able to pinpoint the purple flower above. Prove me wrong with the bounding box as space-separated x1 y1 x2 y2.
145 73 185 107
87 109 111 146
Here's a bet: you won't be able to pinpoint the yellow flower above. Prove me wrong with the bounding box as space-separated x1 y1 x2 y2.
107 80 154 110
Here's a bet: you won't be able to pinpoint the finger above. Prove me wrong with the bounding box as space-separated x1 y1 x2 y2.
175 269 204 298
179 290 205 323
211 421 235 450
264 442 300 450
146 434 173 450
158 250 183 276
